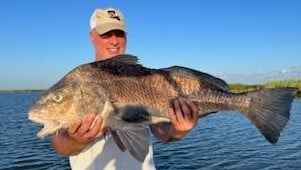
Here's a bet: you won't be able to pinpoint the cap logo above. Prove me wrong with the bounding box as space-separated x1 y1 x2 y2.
107 10 121 21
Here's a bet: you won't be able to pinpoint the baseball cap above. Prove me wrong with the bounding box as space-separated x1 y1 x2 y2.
90 8 127 35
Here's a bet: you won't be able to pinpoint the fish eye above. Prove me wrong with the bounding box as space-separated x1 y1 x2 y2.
53 93 63 103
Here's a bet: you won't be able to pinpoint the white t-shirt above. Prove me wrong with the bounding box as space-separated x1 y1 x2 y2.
69 133 156 170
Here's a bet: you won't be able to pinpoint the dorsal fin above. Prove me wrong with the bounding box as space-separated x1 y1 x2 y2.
88 54 152 76
164 66 229 91
106 54 139 65
88 54 140 69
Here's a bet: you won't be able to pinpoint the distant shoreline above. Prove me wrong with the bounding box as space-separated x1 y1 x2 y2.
0 89 45 93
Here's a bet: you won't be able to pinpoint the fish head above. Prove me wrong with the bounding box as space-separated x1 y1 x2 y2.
28 71 85 138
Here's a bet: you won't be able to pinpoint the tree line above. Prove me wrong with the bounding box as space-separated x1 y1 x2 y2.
229 79 301 97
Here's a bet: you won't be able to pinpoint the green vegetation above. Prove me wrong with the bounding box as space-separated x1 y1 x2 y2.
229 79 301 97
229 83 264 92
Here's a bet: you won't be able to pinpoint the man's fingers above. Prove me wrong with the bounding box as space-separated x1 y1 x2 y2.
84 116 103 138
90 115 101 130
174 99 185 121
168 107 177 122
77 113 95 136
178 98 191 119
186 100 198 120
68 119 82 134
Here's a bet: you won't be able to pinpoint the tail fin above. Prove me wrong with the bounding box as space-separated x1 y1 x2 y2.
242 87 296 144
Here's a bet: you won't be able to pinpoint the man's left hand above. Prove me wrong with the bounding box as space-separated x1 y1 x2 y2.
168 97 198 139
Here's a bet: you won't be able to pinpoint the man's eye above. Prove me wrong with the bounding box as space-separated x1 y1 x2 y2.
100 33 111 39
99 30 125 39
53 94 63 103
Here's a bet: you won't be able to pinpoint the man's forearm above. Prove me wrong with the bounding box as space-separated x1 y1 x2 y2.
51 130 87 156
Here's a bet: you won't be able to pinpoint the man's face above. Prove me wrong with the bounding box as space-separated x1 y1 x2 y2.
91 30 127 61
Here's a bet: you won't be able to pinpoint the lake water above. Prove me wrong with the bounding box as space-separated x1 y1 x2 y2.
0 92 300 170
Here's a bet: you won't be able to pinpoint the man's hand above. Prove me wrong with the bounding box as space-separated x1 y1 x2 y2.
150 97 198 142
52 113 107 156
67 113 105 144
168 97 198 139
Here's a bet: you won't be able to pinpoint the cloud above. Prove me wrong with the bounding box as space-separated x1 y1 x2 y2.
219 65 301 84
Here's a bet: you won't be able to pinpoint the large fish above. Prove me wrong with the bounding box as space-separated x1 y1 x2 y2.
28 54 296 162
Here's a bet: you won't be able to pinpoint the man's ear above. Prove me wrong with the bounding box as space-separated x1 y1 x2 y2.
90 31 96 42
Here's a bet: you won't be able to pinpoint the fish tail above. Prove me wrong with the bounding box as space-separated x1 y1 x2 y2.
242 87 296 144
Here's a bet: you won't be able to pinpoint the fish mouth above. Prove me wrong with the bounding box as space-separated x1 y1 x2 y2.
28 113 62 138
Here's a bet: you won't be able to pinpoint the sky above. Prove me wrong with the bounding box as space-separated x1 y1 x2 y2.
0 0 300 90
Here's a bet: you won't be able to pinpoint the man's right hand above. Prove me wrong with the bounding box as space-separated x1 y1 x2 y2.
52 113 106 156
68 113 104 144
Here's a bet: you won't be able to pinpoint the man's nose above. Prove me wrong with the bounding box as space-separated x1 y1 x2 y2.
109 35 118 44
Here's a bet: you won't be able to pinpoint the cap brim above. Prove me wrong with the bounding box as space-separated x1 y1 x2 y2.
95 23 126 35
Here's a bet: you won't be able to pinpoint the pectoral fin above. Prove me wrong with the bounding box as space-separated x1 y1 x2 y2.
111 130 126 151
112 127 150 162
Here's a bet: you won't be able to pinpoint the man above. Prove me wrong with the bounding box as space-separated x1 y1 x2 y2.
52 8 198 170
